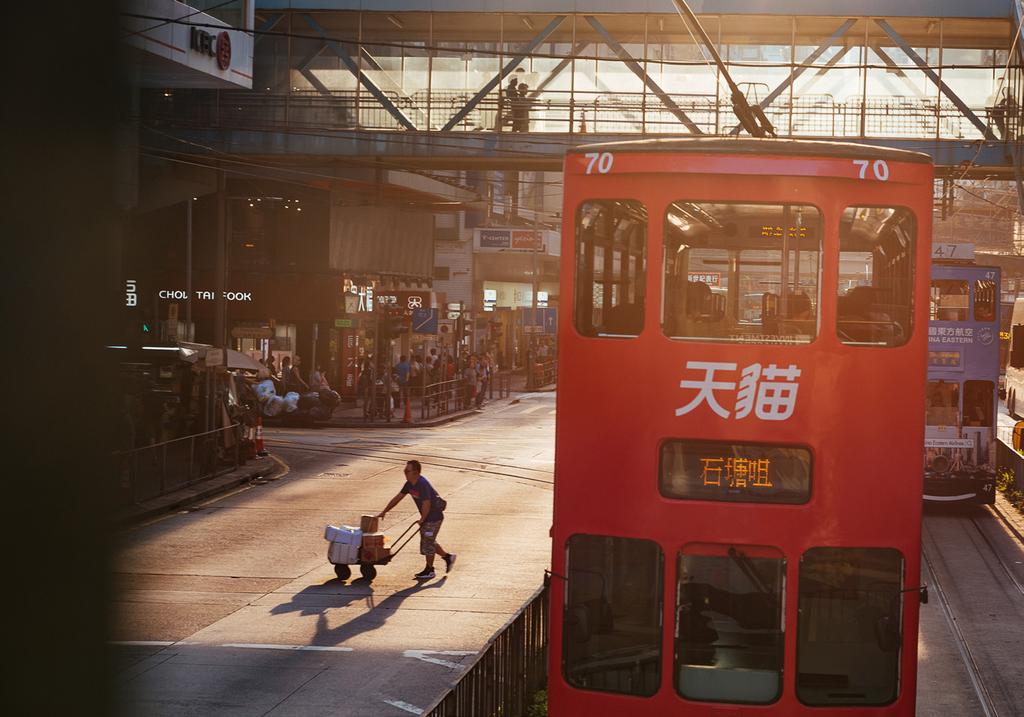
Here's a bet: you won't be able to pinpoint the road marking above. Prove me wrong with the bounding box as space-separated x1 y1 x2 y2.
519 405 541 414
403 649 475 669
548 409 557 415
382 698 422 714
110 640 175 647
220 643 354 652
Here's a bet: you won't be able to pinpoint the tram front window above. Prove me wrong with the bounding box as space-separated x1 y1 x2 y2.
662 202 821 344
675 546 785 704
797 548 903 707
838 207 916 346
563 535 662 696
930 279 969 321
575 200 647 338
926 380 960 426
975 279 997 322
963 380 994 427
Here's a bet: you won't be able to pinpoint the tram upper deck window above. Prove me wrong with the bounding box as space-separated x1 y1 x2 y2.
563 534 662 697
797 548 903 706
575 201 647 338
837 207 916 347
675 545 785 704
975 279 997 322
662 202 821 344
930 279 969 321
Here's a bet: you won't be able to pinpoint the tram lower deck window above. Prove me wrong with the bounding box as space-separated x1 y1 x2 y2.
660 440 811 504
797 548 903 707
675 545 785 704
662 202 821 344
563 534 663 697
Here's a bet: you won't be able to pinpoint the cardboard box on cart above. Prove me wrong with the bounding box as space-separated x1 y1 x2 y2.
362 545 392 563
360 515 380 533
324 525 362 564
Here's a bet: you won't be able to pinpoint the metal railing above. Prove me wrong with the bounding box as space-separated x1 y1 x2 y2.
488 370 513 400
421 377 470 420
143 88 1008 142
528 360 558 390
111 424 243 510
424 582 549 717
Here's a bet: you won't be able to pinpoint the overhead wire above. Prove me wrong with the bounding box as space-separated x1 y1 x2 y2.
120 0 239 40
118 11 1008 73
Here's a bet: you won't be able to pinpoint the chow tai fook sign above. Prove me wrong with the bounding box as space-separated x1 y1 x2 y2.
474 228 559 254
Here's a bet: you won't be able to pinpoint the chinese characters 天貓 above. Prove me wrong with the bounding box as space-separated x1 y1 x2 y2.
675 361 802 421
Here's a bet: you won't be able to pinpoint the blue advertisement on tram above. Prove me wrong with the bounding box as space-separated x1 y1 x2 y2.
924 260 1000 504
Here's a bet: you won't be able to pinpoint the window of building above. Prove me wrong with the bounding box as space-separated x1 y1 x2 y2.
963 380 994 427
574 201 647 337
675 545 785 704
930 279 969 321
837 207 915 347
563 534 662 696
660 440 812 504
974 279 997 322
797 548 903 706
926 380 960 426
663 202 821 344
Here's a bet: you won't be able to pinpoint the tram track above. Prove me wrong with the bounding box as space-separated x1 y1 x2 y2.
263 438 555 488
921 504 1024 717
920 533 1000 717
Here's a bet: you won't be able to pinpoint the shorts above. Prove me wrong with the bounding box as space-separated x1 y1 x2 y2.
419 519 443 556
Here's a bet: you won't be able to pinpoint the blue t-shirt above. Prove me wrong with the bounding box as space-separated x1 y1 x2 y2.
401 475 444 522
395 360 411 385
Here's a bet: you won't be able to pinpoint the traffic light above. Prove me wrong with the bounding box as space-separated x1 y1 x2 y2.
390 315 409 337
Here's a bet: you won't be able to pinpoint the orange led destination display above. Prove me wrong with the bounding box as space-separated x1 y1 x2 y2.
699 456 773 489
660 440 811 504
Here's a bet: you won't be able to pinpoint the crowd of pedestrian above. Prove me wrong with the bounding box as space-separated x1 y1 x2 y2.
256 353 335 396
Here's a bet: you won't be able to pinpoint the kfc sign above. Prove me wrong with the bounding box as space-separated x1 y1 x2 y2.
190 27 231 70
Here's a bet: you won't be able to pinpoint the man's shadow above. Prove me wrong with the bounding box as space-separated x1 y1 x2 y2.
270 576 376 619
316 576 448 646
270 575 448 647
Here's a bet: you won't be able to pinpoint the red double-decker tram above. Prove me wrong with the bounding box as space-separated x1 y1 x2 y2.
550 138 932 716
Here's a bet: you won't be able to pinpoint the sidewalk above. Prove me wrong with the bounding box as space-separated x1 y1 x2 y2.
326 370 552 428
112 455 279 526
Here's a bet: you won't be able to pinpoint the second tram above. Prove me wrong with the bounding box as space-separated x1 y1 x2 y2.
551 138 932 716
924 251 1000 504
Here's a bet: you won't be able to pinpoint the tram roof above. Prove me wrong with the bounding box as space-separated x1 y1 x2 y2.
570 138 933 164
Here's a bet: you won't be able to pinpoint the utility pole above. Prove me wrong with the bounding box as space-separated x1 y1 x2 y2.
214 169 227 348
669 0 776 138
185 197 193 341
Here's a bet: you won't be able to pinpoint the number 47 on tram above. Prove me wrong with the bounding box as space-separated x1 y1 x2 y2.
551 138 932 716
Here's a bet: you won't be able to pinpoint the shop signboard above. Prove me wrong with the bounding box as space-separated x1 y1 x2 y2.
474 228 558 253
231 326 273 339
334 318 356 328
205 348 225 367
375 291 434 312
412 308 439 335
340 329 359 398
521 307 558 335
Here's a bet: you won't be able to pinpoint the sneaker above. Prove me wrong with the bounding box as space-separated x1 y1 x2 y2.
414 568 435 580
443 554 457 573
